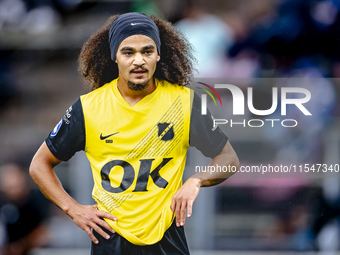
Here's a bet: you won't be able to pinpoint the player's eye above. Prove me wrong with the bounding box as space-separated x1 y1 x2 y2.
123 51 133 56
144 50 152 54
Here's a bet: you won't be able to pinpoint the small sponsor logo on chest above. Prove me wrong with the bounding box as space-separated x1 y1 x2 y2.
100 132 119 143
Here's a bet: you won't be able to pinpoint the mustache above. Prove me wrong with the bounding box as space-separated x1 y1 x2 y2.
130 67 147 72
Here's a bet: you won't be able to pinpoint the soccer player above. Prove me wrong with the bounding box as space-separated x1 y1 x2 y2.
29 12 239 254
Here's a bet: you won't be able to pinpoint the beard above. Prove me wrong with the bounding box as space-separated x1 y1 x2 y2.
127 80 149 91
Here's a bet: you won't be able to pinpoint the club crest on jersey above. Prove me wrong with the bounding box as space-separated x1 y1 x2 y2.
157 123 174 141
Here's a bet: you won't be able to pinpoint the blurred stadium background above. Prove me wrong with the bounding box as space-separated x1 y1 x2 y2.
1 0 340 254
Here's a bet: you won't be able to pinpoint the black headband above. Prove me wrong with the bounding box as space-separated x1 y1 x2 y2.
108 12 161 61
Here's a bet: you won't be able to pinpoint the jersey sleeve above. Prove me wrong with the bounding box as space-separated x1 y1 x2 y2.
189 92 228 159
45 98 85 161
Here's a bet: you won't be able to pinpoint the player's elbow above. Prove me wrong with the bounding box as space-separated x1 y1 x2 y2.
29 155 41 183
29 149 50 184
228 146 239 170
29 142 62 183
232 152 240 172
222 141 240 172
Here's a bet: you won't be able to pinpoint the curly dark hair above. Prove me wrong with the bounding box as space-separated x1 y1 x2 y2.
78 14 196 90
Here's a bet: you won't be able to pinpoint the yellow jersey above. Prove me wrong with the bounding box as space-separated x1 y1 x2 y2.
46 78 228 245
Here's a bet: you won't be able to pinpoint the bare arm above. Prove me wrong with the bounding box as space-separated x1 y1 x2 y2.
171 141 239 226
190 140 239 186
29 142 117 244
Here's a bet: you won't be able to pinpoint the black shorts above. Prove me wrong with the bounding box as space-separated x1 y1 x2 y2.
91 219 190 255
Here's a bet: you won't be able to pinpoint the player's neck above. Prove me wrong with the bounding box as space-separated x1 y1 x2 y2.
117 77 156 106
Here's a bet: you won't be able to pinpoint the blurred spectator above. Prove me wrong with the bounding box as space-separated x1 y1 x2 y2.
131 0 161 16
263 204 313 250
312 178 340 251
0 163 49 255
176 2 234 77
0 0 61 34
229 0 340 75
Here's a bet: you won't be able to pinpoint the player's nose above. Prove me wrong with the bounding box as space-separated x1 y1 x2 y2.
133 53 145 66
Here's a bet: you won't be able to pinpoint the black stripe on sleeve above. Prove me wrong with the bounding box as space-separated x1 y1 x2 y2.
45 98 85 161
189 92 228 158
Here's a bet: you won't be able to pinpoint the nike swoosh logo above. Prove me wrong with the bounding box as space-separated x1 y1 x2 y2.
100 132 119 140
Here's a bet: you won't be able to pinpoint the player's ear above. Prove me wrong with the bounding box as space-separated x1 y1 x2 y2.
157 55 160 62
